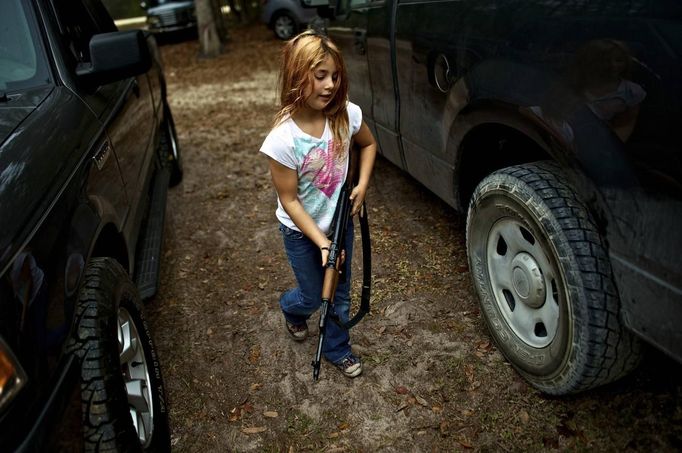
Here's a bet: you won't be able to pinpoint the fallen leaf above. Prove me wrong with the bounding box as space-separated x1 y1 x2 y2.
328 432 340 438
395 385 409 395
457 437 473 448
241 402 254 413
396 403 409 412
241 426 266 434
338 422 350 430
250 383 262 391
464 364 475 381
248 345 261 364
263 411 278 418
461 409 474 417
432 404 444 413
414 395 429 407
228 408 241 422
519 410 529 424
326 448 346 453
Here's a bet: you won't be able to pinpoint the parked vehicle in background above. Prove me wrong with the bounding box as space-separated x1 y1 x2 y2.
307 0 682 395
141 0 197 33
262 0 317 39
0 0 182 450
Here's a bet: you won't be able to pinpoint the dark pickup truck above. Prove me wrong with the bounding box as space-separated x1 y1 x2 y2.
0 0 181 450
308 0 682 394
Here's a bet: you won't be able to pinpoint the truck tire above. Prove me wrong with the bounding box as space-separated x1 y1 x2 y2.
466 161 641 395
70 258 170 452
161 104 183 187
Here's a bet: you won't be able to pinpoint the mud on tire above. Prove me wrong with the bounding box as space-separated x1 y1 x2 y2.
466 161 641 395
69 258 170 452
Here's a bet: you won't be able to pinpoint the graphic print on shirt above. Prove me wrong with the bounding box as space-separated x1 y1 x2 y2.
295 136 346 224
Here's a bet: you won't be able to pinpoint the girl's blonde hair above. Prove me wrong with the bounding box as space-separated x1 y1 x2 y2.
273 30 349 158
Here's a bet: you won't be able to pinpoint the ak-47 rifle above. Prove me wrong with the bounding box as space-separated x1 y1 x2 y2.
311 180 372 381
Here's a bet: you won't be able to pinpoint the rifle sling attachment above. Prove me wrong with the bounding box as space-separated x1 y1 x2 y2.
332 201 371 330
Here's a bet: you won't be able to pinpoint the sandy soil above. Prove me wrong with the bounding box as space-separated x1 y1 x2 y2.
145 24 682 452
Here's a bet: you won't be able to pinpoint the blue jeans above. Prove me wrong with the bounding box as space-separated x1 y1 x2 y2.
279 221 354 364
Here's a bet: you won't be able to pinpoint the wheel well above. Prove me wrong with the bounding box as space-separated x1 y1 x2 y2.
457 123 550 208
91 224 129 273
271 9 296 25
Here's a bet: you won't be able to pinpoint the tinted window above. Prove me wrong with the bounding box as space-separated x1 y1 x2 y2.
52 0 115 65
0 0 51 91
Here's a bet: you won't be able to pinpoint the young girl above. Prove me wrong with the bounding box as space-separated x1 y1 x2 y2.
260 30 377 378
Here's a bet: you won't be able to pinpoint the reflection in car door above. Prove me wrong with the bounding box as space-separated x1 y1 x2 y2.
327 0 375 140
104 74 156 245
328 0 403 166
394 0 467 206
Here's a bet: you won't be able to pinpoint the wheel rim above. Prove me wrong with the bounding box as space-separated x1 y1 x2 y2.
118 307 154 447
486 218 561 348
274 15 295 39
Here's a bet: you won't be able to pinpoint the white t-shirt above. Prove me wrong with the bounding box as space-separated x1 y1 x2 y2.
260 102 362 234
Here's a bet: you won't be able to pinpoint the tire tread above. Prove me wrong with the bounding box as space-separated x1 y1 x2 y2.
68 258 166 452
469 161 642 394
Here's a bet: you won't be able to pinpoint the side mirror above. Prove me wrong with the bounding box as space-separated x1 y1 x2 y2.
76 30 152 87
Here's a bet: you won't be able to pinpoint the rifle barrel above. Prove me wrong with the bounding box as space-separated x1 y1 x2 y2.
312 299 330 381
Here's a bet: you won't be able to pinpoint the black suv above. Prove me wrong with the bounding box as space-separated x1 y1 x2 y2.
0 0 181 450
309 0 682 395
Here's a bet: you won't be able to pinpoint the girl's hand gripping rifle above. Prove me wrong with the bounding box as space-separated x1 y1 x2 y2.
312 182 371 381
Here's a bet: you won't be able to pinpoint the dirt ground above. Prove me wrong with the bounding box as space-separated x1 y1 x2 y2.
145 24 682 452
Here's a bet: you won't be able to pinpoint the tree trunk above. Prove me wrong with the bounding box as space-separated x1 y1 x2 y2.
195 0 222 58
211 0 230 43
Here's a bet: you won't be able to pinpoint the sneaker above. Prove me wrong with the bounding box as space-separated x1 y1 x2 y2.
335 354 362 378
285 320 308 341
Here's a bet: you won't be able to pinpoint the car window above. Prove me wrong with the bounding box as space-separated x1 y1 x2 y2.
51 0 115 65
351 0 375 7
0 0 50 91
336 0 382 15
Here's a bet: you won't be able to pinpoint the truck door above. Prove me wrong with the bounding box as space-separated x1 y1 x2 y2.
365 0 404 168
327 0 402 165
394 0 466 204
52 0 157 244
49 0 129 221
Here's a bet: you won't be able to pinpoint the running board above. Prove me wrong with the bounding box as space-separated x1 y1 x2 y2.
135 166 170 299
